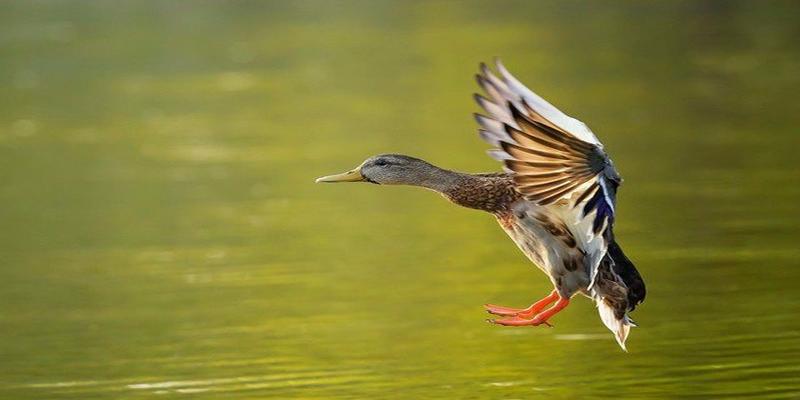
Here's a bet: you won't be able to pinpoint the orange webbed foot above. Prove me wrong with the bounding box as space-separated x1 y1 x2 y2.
487 296 570 328
487 316 553 327
484 304 529 317
483 290 559 318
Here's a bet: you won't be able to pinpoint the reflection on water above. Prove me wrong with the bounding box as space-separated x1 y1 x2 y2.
1 1 799 398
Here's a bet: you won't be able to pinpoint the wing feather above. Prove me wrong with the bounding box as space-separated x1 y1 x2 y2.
495 59 601 145
473 59 621 238
496 107 607 206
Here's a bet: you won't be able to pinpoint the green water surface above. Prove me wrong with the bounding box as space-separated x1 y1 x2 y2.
1 1 799 398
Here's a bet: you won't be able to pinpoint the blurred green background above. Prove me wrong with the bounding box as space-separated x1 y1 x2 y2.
1 1 799 398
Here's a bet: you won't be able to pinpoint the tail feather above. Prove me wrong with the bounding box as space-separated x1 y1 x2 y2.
597 299 634 351
593 240 643 351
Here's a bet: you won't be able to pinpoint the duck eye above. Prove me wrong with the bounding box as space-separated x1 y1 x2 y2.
375 159 388 166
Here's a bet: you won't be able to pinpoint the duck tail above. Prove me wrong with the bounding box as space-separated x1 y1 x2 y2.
596 298 636 352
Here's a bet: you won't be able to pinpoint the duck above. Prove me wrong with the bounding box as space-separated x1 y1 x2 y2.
316 60 646 350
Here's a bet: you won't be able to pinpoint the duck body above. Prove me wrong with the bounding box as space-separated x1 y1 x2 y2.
499 200 594 299
436 172 590 298
317 60 646 350
439 171 642 308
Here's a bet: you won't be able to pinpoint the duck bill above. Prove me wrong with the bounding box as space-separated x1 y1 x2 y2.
315 168 365 183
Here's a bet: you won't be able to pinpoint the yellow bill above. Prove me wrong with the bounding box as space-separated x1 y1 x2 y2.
315 167 364 183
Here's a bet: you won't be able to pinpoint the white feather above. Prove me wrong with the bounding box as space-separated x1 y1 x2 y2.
597 299 633 351
486 149 513 161
495 59 601 145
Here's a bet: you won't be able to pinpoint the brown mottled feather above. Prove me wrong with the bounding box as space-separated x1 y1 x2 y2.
440 172 522 213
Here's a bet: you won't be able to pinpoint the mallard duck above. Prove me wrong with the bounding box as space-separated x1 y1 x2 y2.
316 60 646 350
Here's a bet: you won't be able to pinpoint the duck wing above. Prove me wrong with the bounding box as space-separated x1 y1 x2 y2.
473 59 621 238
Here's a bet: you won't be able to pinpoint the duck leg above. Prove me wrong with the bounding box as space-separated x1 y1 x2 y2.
488 296 570 327
484 290 559 317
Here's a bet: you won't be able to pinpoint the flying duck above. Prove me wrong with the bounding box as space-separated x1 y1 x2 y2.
316 60 646 350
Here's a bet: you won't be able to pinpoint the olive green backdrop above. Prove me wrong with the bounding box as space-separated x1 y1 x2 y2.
1 1 799 398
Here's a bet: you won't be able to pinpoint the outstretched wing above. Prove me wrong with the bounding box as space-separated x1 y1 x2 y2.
473 59 621 237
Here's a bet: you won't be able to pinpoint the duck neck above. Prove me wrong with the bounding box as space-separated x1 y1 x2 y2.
414 165 465 194
412 164 517 213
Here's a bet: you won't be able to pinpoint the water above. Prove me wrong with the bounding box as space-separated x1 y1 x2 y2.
1 1 799 398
